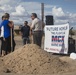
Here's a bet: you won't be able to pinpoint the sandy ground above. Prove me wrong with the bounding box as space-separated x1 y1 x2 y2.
14 35 23 49
0 35 76 75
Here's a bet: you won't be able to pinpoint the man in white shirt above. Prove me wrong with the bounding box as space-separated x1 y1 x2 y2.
31 13 43 47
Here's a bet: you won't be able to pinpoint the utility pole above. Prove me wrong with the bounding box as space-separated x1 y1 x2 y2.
41 3 44 49
41 3 44 24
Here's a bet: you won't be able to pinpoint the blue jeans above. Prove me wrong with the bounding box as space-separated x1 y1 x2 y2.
22 37 30 45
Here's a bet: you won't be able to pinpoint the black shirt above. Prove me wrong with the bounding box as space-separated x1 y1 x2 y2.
21 25 30 38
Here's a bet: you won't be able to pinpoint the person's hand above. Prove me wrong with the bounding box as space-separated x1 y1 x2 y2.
30 31 33 36
3 38 6 41
8 21 14 28
19 31 23 36
10 21 14 27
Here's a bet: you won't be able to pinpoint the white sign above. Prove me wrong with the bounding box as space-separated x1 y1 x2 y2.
44 23 69 54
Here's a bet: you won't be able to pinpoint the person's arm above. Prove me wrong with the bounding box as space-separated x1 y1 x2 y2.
20 27 23 36
29 26 32 36
8 21 14 28
31 21 35 30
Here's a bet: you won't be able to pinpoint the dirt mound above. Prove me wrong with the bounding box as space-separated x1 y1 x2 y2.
0 44 73 74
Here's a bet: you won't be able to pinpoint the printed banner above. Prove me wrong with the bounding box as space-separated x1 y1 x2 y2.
44 23 69 54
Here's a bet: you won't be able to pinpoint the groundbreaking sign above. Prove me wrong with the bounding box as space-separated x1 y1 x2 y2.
44 23 69 54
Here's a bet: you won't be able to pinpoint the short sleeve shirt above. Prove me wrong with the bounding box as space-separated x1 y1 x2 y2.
31 18 42 31
1 20 10 38
21 25 30 38
0 26 4 37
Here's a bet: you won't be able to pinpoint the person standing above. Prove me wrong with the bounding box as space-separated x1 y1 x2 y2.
31 13 43 47
0 16 6 56
1 13 13 55
9 21 16 52
21 21 30 45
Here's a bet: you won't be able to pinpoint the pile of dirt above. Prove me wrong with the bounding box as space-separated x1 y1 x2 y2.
0 44 74 74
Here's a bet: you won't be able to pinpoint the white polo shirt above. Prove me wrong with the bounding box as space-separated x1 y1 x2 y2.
0 26 4 37
31 18 42 31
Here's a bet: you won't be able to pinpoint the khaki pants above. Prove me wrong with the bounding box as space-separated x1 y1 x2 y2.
33 31 43 47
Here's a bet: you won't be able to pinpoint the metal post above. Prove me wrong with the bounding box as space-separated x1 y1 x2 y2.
11 28 13 52
41 3 44 49
41 3 44 24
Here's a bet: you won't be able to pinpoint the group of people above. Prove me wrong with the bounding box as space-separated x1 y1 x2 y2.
0 13 44 57
20 13 44 47
0 13 16 57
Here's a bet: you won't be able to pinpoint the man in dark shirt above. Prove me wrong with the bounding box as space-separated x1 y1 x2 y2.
21 21 30 45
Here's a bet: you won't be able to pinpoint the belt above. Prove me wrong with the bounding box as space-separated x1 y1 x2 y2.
33 30 42 32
